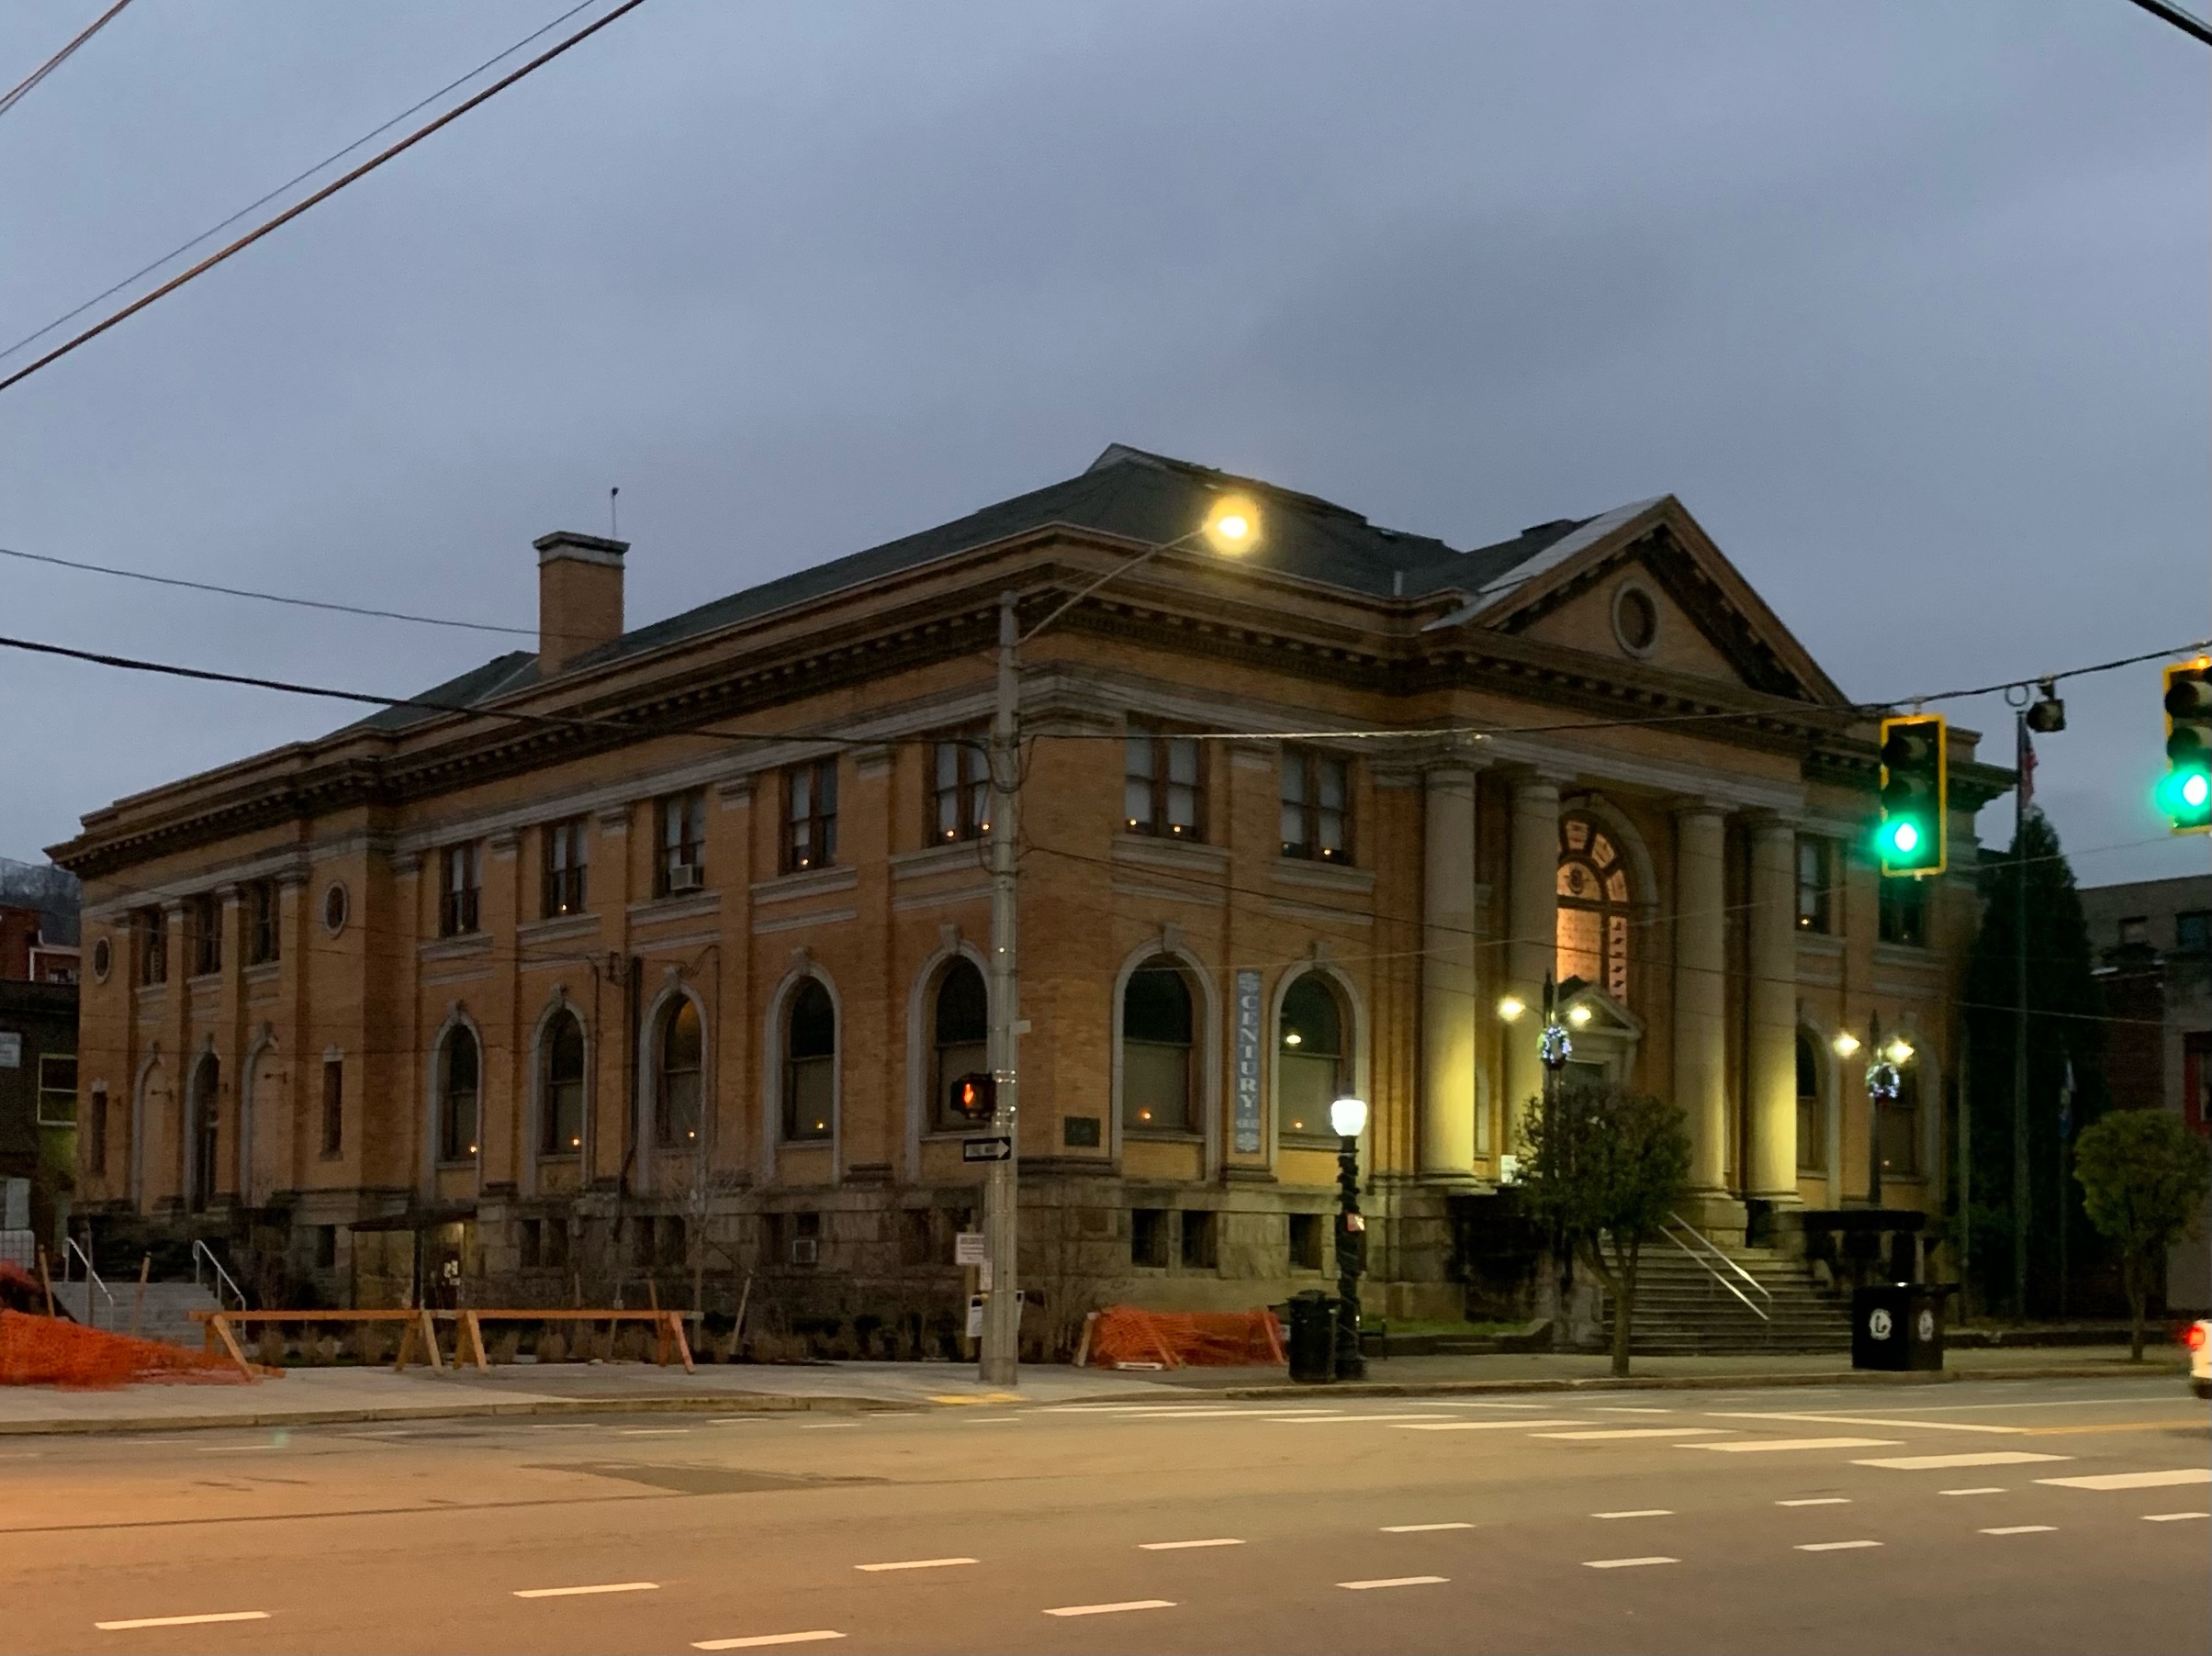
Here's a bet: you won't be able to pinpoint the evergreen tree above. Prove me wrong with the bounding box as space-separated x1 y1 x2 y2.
1959 810 2110 1317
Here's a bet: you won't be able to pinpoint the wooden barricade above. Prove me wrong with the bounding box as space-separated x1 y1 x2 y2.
188 1307 697 1378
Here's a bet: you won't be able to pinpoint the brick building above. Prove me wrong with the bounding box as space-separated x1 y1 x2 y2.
53 447 2006 1332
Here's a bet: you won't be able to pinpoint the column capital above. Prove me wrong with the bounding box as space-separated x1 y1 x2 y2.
1667 793 1733 821
1739 807 1803 837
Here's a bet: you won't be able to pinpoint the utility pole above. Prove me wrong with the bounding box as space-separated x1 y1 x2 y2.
2011 706 2030 1320
980 593 1023 1386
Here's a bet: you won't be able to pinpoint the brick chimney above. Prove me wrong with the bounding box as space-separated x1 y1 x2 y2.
533 531 627 675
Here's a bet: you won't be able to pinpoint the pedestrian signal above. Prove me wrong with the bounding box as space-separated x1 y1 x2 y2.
1876 713 1947 877
2161 658 2212 834
950 1072 996 1123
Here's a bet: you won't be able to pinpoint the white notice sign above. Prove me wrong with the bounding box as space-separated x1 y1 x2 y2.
955 1230 987 1267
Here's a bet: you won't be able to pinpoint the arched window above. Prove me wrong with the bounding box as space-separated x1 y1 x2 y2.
540 1009 586 1157
931 960 989 1132
1557 815 1631 1003
439 1026 480 1164
1277 973 1347 1140
783 979 836 1142
1122 958 1195 1133
187 1052 219 1212
1795 1030 1825 1173
656 999 703 1148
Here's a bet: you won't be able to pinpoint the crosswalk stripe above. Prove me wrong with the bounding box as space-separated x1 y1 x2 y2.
1536 1427 1728 1440
1689 1438 1896 1454
1854 1452 2071 1471
2036 1469 2211 1492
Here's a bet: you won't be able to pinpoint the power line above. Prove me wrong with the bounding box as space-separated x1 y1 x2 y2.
0 0 134 123
0 0 602 373
0 0 647 399
2121 0 2212 46
0 543 533 638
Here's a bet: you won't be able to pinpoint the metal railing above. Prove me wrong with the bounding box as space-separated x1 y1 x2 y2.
193 1239 248 1311
60 1236 115 1329
1662 1212 1772 1323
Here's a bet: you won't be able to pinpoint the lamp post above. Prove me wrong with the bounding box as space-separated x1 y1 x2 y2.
1329 1093 1369 1382
976 498 1260 1386
1838 1018 1912 1212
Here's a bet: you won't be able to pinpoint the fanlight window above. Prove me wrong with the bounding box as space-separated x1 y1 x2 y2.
1556 815 1631 1004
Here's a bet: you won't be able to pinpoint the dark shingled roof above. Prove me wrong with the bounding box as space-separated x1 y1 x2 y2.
354 445 1592 735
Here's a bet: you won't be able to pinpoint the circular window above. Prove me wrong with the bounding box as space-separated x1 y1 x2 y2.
1612 583 1658 656
321 882 350 935
90 935 112 982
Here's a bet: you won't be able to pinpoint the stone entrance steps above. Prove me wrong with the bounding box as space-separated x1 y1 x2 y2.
1600 1234 1852 1356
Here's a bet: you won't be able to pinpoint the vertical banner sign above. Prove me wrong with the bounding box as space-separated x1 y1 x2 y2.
1233 968 1263 1154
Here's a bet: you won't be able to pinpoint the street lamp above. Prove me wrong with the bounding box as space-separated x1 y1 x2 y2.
1330 1093 1369 1382
975 498 1262 1385
1855 1013 1912 1209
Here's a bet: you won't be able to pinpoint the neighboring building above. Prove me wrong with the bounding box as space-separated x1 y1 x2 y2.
0 881 82 1255
52 447 2007 1328
2079 872 2212 1314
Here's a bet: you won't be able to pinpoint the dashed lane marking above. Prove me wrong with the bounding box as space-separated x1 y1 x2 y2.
1938 1488 2006 1497
1043 1601 1175 1617
1711 1411 2024 1436
515 1583 658 1598
854 1559 977 1572
1278 1415 1456 1426
95 1612 270 1631
1337 1576 1449 1591
1594 1510 1672 1519
2143 1512 2209 1522
1382 1523 1474 1533
1582 1557 1677 1570
1396 1419 1578 1432
959 1415 1023 1424
617 1428 691 1437
2037 1469 2212 1492
1854 1452 2071 1471
1590 1406 1673 1414
1138 1539 1243 1550
1777 1498 1850 1507
1689 1438 1896 1454
799 1424 861 1431
1534 1427 1728 1440
1979 1526 2055 1536
692 1633 845 1650
1795 1540 1881 1552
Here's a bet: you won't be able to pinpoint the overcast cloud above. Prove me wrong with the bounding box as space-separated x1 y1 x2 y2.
0 0 2204 887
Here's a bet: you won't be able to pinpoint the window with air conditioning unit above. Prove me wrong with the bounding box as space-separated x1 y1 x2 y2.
658 789 707 896
789 1236 819 1266
665 862 703 893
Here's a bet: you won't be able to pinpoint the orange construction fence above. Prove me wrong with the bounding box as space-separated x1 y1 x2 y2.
0 1308 250 1389
1078 1304 1286 1370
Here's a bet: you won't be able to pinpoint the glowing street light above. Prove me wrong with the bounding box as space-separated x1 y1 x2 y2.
1330 1094 1369 1382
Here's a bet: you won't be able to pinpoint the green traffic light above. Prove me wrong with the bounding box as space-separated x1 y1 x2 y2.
2161 766 2212 826
1889 821 1920 855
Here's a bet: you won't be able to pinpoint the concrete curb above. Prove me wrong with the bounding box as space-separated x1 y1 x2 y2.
1210 1362 2169 1401
0 1391 904 1438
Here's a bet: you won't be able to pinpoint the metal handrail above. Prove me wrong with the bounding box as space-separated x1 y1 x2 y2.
192 1239 247 1311
61 1237 115 1327
1663 1212 1771 1323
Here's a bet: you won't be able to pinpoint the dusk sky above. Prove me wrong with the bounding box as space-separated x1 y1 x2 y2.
2 1 2205 885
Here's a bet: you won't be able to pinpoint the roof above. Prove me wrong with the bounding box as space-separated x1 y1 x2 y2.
355 444 1603 735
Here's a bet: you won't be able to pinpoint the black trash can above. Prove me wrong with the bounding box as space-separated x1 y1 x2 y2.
1852 1283 1946 1371
1286 1291 1338 1384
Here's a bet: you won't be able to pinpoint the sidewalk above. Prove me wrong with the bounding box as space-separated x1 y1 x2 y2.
0 1344 2185 1438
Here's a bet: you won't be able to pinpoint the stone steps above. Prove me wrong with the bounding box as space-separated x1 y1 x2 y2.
1600 1237 1852 1355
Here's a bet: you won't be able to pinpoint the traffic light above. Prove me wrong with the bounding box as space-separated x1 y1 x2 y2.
950 1072 996 1124
1876 713 1947 877
2161 657 2212 834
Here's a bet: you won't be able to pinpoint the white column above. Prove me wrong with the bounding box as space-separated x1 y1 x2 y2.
1746 817 1800 1201
1420 757 1480 1175
1503 776 1561 1149
1673 805 1728 1192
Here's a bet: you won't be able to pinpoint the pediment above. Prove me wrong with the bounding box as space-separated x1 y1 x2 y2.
1555 979 1644 1040
1446 498 1847 707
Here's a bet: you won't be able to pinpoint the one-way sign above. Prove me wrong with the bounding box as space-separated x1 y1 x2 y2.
961 1135 1014 1163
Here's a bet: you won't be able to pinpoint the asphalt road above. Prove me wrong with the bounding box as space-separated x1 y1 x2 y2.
1 1374 2204 1655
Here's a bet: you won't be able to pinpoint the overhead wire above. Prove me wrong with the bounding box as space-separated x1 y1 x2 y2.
0 0 647 399
0 0 134 124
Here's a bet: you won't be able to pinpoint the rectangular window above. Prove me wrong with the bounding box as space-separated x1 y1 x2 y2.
1179 1209 1218 1270
782 758 839 872
187 892 221 977
440 843 482 936
1795 837 1831 934
36 1054 76 1125
1123 724 1204 840
136 907 167 986
313 1225 338 1270
1877 878 1926 947
657 789 708 894
2178 911 2212 954
931 736 991 844
1288 1212 1324 1272
245 879 279 965
518 1218 542 1270
1280 747 1351 862
320 1058 343 1158
1130 1207 1170 1269
2118 915 2149 947
542 818 589 918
